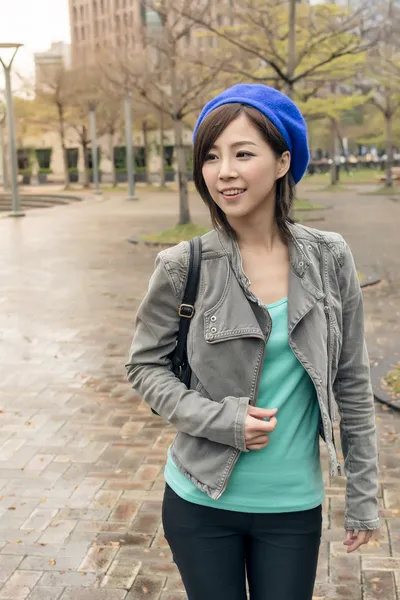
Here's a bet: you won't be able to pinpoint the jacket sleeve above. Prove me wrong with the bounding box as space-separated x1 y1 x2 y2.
125 250 249 451
334 242 379 531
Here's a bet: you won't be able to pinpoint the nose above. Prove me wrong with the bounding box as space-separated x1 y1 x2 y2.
218 156 237 180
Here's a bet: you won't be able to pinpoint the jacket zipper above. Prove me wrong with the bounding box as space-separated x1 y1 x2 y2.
214 303 271 500
288 302 340 477
324 305 342 475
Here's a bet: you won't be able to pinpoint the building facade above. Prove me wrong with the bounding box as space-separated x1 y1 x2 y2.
34 42 71 93
68 0 144 66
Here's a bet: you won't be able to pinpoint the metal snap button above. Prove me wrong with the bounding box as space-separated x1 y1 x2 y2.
210 316 217 322
298 243 303 248
299 261 304 267
210 327 217 334
308 245 312 250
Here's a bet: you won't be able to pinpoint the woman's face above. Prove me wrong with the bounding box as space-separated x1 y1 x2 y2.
201 113 290 222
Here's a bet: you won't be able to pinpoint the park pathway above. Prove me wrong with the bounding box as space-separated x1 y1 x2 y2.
0 188 399 599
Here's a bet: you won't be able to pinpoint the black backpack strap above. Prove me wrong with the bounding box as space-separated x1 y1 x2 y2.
171 236 202 379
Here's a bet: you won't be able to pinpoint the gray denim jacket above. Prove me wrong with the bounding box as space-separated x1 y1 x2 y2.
126 223 379 531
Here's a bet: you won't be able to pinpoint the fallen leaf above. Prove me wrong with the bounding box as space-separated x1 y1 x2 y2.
49 559 56 566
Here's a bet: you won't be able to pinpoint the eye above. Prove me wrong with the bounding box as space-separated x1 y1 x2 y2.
205 153 218 161
237 151 254 158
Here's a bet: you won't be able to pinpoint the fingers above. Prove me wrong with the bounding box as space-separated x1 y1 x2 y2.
343 530 373 553
246 435 269 450
248 406 278 419
247 442 269 450
250 416 277 433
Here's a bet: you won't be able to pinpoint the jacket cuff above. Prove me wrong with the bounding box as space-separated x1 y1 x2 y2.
344 517 380 531
234 397 249 452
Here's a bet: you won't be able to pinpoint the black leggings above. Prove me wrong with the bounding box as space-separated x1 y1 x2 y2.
162 484 322 600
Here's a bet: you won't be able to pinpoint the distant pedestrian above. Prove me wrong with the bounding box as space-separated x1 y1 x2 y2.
126 84 379 600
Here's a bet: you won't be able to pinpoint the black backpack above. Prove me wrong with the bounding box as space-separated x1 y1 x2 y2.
151 236 202 415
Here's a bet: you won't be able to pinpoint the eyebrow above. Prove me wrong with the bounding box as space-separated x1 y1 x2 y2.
211 141 258 149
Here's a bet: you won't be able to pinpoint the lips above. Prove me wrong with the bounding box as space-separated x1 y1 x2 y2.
219 188 246 200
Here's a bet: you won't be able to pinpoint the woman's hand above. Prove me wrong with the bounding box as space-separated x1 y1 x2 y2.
245 406 278 450
343 530 374 553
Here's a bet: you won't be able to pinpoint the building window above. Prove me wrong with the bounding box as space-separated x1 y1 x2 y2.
94 20 98 35
116 0 119 8
80 5 84 19
81 25 85 40
124 12 128 26
74 25 79 41
116 14 120 30
93 0 97 15
73 6 77 20
100 0 104 11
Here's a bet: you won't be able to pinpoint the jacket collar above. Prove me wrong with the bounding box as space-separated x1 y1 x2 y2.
216 222 311 282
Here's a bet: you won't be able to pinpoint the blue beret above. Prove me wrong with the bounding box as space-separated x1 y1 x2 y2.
192 83 310 184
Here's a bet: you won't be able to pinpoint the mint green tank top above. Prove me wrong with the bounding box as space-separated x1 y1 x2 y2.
164 297 325 513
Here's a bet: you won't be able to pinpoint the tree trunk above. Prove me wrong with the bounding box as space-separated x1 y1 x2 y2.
170 51 190 224
330 118 340 186
57 102 70 189
82 127 90 188
108 129 117 187
142 119 150 184
385 112 393 187
159 108 166 187
287 0 296 99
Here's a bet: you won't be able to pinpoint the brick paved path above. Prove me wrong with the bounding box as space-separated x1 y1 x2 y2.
0 190 399 600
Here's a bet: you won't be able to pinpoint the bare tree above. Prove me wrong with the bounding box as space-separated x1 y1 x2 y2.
182 0 378 97
356 0 400 186
36 66 73 188
106 0 229 224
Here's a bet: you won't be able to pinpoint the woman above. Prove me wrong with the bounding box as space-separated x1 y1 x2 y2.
126 84 379 600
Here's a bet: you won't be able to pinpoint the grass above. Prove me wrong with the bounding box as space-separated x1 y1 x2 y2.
359 185 400 196
303 168 386 186
141 223 211 244
383 364 400 398
294 198 324 211
140 199 323 244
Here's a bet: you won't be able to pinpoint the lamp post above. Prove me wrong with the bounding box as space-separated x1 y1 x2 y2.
88 103 100 195
124 93 137 200
0 43 24 217
0 105 8 192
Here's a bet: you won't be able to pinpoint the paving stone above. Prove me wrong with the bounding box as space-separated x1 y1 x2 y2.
59 590 127 600
21 508 59 532
362 570 397 600
125 575 166 600
27 586 65 600
99 561 141 590
37 519 78 545
0 570 42 599
108 500 140 524
0 555 24 584
78 545 119 574
38 571 99 588
19 555 82 571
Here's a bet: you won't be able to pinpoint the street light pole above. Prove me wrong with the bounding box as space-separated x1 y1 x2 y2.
124 93 137 201
89 103 100 195
0 43 24 217
0 114 8 192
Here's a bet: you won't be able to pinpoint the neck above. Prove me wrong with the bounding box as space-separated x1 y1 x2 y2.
229 200 283 252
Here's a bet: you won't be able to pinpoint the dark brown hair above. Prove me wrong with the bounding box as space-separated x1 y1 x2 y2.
193 103 295 239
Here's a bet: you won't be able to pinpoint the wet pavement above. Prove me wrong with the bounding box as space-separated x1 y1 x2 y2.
0 188 399 599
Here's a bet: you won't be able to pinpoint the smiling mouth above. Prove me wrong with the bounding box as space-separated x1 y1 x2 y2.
220 188 246 199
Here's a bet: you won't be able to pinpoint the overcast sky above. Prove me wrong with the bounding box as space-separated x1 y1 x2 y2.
0 0 70 87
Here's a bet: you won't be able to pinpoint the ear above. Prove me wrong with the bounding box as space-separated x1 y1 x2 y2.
276 151 291 179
